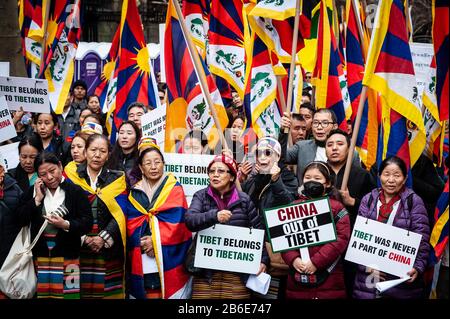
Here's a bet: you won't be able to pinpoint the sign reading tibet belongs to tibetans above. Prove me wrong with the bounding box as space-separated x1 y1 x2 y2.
194 224 265 275
263 197 337 253
345 216 422 278
0 76 50 113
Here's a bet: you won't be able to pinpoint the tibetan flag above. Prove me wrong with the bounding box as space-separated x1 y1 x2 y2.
127 174 192 299
164 0 228 153
243 32 280 138
430 178 449 262
18 0 40 77
432 0 449 121
42 0 81 114
248 0 312 64
313 0 348 131
114 0 160 130
363 0 426 167
208 0 246 97
182 0 210 55
250 0 297 20
422 57 445 165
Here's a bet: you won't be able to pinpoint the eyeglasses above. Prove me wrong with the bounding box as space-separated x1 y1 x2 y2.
312 120 335 128
142 160 163 167
208 168 230 175
257 149 273 157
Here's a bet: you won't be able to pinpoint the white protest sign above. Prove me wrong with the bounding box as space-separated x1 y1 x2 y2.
163 153 214 205
345 216 422 278
141 104 166 150
0 62 9 76
0 142 19 170
263 197 337 253
194 224 265 274
0 97 17 143
0 76 50 113
410 42 434 98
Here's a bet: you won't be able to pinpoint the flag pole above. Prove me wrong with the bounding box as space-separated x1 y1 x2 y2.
340 86 367 191
171 0 242 190
285 0 302 134
171 0 229 151
39 0 51 77
352 0 368 58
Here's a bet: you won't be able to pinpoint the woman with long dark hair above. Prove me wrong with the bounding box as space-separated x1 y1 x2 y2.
107 121 141 173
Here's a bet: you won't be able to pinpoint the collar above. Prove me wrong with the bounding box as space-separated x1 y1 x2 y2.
77 162 108 185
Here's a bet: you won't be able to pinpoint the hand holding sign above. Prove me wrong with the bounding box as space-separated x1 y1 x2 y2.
270 161 281 182
217 210 232 223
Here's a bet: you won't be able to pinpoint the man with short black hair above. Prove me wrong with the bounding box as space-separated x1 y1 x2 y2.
127 102 148 130
290 113 308 144
299 102 314 135
58 79 88 140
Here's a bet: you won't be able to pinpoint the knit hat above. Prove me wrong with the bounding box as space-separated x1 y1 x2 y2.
138 136 160 153
81 122 103 135
207 154 238 177
72 79 87 92
257 137 281 157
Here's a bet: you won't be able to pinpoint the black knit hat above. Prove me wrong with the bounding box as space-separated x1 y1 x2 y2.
71 79 87 92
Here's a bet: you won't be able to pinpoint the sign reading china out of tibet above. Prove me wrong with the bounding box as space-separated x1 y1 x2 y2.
194 224 265 275
0 76 50 113
345 216 422 278
163 153 214 205
263 197 337 253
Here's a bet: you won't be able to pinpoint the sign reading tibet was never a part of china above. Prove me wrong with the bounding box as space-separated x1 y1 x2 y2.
263 197 337 253
194 224 265 275
345 216 422 278
0 76 50 113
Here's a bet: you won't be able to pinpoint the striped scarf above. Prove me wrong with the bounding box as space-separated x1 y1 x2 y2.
378 189 402 223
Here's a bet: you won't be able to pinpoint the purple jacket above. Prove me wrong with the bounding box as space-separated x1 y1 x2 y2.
353 188 431 299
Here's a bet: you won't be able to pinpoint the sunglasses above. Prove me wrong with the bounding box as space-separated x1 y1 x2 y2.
257 149 274 157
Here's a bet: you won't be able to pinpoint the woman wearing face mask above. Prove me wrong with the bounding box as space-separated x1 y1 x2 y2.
185 154 269 299
242 137 298 299
282 161 350 299
8 133 43 193
64 134 128 299
353 156 430 299
107 121 141 174
16 152 92 299
127 143 192 299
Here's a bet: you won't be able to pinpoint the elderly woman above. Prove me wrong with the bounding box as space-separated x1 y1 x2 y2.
242 137 298 299
8 133 43 193
185 154 269 299
16 152 92 298
64 134 128 299
127 142 192 299
353 156 430 299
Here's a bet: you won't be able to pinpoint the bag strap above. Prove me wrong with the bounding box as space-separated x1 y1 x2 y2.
325 207 348 273
26 220 49 253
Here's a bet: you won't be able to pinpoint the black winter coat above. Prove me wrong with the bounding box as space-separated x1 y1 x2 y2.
16 179 92 259
0 175 23 268
8 164 32 193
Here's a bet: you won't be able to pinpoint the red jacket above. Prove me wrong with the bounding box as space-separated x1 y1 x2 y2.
282 196 351 299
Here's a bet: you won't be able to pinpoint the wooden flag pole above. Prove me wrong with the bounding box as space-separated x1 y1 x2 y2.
172 0 229 151
340 86 368 191
285 0 302 134
39 0 51 77
352 0 368 58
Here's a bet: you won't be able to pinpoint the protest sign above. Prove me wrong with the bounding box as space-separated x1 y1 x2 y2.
141 104 166 150
263 197 337 253
163 152 214 205
0 97 17 143
0 142 19 170
0 76 50 113
345 216 422 278
194 224 265 274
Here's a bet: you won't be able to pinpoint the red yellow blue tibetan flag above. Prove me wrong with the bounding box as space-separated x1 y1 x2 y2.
164 0 228 153
432 0 449 122
208 0 246 97
182 0 210 55
313 0 348 131
18 0 40 77
430 178 449 262
114 0 160 130
363 0 426 167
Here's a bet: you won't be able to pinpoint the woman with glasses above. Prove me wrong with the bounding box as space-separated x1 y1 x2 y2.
64 134 128 299
16 152 92 298
242 137 298 299
185 154 269 299
127 143 192 299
